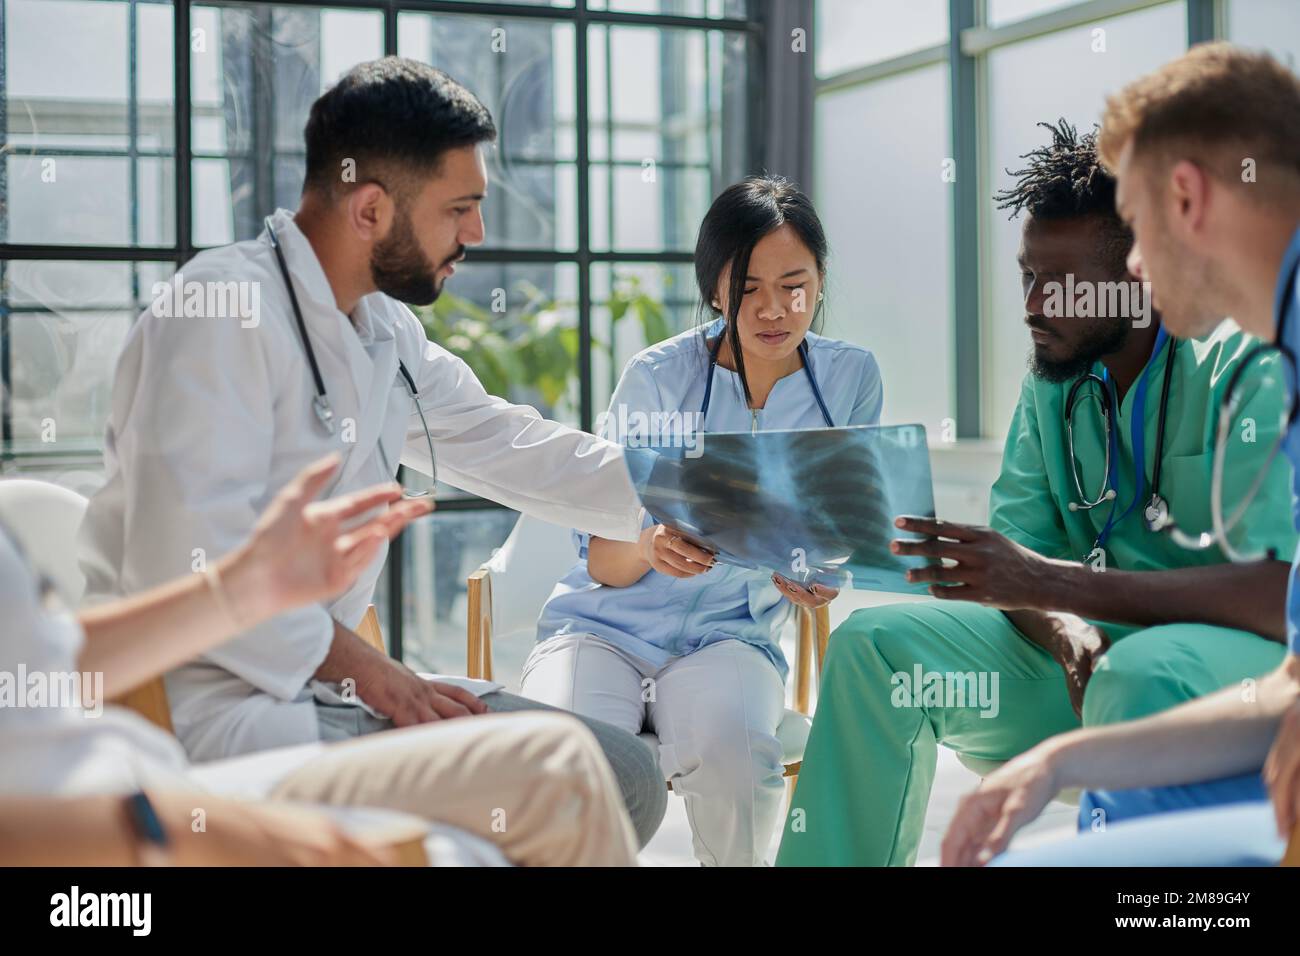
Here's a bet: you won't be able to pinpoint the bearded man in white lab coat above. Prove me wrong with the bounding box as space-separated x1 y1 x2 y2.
78 57 666 846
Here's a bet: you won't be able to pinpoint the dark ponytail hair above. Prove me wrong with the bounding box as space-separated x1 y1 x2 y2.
694 174 829 405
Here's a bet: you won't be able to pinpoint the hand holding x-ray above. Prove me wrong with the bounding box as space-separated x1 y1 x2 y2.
622 423 939 593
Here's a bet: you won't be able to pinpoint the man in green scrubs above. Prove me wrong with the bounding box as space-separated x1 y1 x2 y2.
777 120 1298 867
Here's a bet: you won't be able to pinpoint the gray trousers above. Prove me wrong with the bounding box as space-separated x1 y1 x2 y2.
316 690 667 848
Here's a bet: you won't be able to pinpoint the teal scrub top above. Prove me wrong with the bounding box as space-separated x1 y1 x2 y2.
990 322 1297 575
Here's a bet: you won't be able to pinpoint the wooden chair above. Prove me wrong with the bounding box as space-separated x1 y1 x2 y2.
113 678 176 734
464 514 831 795
355 604 388 654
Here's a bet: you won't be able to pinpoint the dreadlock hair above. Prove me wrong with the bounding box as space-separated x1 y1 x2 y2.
993 118 1132 273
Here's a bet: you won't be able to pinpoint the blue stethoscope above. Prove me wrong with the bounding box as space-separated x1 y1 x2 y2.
698 327 835 429
1065 326 1177 556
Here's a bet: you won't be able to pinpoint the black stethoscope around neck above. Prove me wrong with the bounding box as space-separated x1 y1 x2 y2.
265 216 438 497
699 327 835 430
265 216 421 437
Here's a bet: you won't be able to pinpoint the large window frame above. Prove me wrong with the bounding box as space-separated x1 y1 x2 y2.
0 0 766 659
814 0 1221 440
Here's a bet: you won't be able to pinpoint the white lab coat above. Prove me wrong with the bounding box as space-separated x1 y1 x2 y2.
79 208 643 761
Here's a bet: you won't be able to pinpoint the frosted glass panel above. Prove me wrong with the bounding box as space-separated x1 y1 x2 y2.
1227 0 1300 70
987 0 1089 28
814 63 953 436
3 0 176 246
816 0 948 77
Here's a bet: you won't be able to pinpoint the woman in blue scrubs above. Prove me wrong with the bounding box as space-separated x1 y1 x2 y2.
520 176 884 866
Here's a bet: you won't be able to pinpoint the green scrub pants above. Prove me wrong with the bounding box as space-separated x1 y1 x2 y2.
775 601 1285 867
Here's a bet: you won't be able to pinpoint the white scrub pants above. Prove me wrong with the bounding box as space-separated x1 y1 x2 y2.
521 633 786 867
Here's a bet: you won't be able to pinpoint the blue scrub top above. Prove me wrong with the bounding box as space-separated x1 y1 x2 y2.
1276 224 1300 654
534 319 884 680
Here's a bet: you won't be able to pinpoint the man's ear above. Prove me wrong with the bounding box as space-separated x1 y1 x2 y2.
345 182 392 243
1167 159 1211 237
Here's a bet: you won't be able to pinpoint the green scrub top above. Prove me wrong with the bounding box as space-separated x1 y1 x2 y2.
990 321 1298 572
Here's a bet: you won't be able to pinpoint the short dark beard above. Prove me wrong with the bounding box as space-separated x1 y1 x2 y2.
1029 319 1129 383
370 208 443 306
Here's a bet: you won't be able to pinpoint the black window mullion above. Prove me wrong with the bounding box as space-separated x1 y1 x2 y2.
1 261 9 470
250 5 276 237
949 0 979 438
576 0 593 431
384 0 397 53
0 5 7 250
601 20 614 255
129 0 141 255
1187 0 1219 44
1 7 9 466
600 15 615 400
380 2 403 658
176 0 193 262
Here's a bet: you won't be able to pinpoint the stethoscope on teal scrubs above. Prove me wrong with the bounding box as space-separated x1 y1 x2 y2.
1065 326 1177 559
1151 245 1300 563
698 327 835 429
265 216 438 498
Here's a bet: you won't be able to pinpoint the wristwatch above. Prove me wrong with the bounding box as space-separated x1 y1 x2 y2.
122 791 172 866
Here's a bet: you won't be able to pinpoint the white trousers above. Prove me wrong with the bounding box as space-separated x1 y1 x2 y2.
521 634 786 866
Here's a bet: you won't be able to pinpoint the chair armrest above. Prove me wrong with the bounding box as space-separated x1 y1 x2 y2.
466 567 494 681
316 806 430 866
785 600 837 712
356 605 386 655
379 835 430 867
110 677 175 735
814 605 830 679
794 608 813 714
792 605 834 715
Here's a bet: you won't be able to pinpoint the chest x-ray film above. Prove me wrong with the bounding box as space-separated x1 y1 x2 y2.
623 424 937 593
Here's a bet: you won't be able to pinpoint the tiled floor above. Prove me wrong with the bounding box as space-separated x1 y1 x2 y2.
638 745 1078 866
